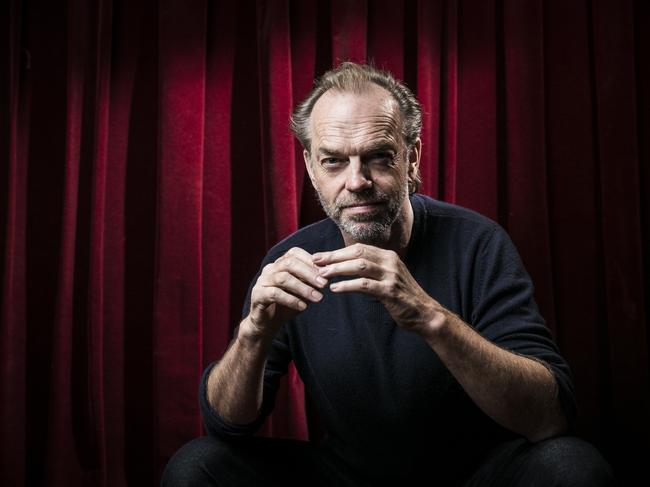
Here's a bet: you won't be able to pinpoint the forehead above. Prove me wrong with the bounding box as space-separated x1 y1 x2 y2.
309 85 402 153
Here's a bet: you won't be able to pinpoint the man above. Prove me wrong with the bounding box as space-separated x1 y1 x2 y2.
163 63 614 486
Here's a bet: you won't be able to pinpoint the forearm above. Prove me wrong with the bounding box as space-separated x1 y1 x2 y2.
206 247 324 425
422 310 568 442
206 317 273 425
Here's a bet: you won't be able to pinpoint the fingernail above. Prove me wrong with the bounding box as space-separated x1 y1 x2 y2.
330 283 339 291
311 290 323 301
312 254 323 262
316 276 327 286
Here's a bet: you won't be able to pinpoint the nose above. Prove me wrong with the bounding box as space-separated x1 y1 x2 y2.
345 157 372 192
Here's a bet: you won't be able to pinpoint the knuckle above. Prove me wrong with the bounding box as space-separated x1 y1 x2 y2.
357 259 367 270
300 282 312 294
386 279 399 296
361 278 370 289
275 272 288 286
354 243 364 257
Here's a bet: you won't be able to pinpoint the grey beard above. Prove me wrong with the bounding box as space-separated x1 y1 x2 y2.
314 187 405 245
339 220 392 245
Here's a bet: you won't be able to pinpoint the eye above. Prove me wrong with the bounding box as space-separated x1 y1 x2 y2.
320 157 347 168
366 152 395 166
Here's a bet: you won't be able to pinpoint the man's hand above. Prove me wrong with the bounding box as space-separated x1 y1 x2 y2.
242 247 328 341
313 243 445 336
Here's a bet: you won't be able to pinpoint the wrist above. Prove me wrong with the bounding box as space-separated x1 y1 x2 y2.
237 316 276 348
418 304 454 344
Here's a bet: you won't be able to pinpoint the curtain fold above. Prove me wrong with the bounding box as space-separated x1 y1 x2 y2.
501 0 556 332
202 0 235 415
154 0 207 479
0 1 27 485
1 1 648 485
44 0 88 483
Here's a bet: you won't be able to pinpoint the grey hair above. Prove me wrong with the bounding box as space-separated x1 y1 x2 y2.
290 62 423 193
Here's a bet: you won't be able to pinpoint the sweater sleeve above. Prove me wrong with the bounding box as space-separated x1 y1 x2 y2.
199 258 294 439
470 225 577 428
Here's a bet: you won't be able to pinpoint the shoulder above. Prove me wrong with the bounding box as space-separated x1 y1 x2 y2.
411 194 503 242
412 194 497 228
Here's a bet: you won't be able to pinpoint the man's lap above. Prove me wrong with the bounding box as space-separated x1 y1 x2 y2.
162 434 615 486
161 435 363 487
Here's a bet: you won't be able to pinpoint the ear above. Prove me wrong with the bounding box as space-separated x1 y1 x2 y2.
408 138 421 178
304 149 315 182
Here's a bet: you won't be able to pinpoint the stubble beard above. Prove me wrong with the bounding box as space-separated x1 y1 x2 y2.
314 185 407 245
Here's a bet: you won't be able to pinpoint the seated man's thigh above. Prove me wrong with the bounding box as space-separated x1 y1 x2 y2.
463 436 615 487
161 436 322 487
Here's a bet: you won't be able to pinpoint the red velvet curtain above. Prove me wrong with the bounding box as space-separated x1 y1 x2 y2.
2 0 649 485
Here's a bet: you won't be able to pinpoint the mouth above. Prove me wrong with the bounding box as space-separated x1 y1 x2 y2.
341 201 385 214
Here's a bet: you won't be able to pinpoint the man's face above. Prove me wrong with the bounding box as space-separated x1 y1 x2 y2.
304 85 418 244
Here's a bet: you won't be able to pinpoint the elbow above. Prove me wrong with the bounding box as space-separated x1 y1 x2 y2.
525 412 569 443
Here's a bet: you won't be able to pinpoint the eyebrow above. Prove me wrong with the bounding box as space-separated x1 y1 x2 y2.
317 141 398 158
317 148 346 158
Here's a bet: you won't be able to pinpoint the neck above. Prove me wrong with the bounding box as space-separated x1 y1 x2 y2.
342 198 414 259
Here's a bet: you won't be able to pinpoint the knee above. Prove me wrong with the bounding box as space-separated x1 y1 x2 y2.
524 436 615 487
161 436 229 487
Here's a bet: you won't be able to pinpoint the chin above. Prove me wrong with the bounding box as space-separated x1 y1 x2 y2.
340 220 391 245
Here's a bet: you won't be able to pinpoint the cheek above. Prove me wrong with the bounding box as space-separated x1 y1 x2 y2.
313 175 343 201
374 167 408 189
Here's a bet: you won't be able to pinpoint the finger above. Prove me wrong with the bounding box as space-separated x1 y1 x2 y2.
283 246 317 265
329 277 382 296
274 253 328 289
259 271 323 303
254 285 308 312
318 258 384 280
313 243 382 265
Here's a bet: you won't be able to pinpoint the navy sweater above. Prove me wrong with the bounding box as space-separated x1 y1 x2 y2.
200 194 576 482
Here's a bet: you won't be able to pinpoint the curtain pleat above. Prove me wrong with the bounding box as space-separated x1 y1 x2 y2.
416 0 443 199
101 10 130 485
154 0 206 479
44 0 89 483
442 0 459 203
100 0 144 483
590 0 649 464
331 0 367 63
290 0 317 213
87 1 114 484
0 1 27 485
501 0 556 332
455 0 498 219
257 0 298 246
368 0 404 78
202 0 235 400
544 0 604 438
2 1 649 485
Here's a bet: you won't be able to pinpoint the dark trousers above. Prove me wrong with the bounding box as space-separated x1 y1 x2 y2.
161 435 615 487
